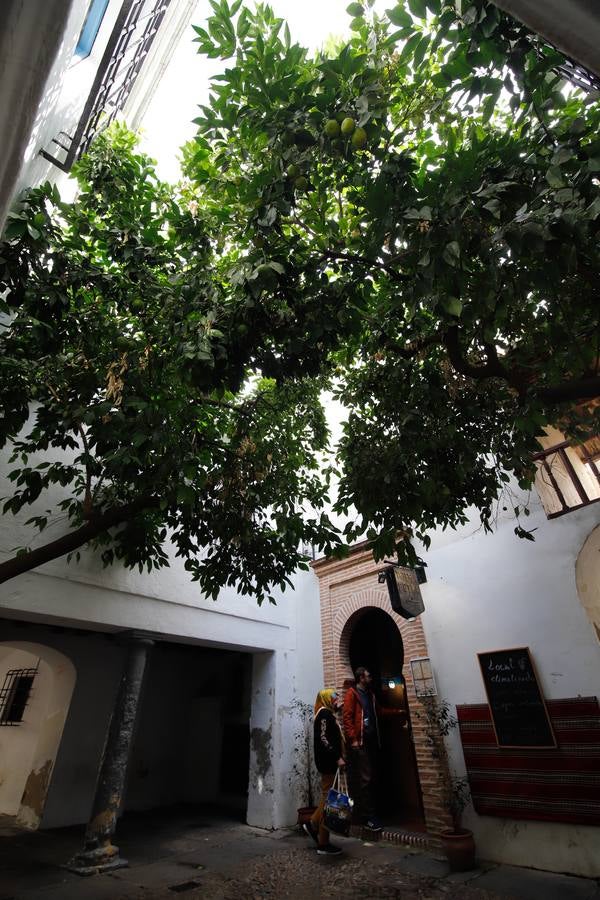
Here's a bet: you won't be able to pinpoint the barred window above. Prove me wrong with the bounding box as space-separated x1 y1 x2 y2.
0 666 38 725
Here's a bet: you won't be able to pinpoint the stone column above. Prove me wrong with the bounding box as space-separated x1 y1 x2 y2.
67 633 153 875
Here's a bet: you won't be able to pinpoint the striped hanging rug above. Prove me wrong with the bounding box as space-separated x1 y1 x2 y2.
457 696 600 825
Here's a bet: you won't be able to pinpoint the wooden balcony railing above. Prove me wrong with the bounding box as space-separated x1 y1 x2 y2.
533 438 600 518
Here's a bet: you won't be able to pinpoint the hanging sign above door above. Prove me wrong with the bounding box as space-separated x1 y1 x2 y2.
379 565 425 620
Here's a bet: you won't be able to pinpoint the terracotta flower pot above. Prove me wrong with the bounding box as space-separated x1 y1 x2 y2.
440 828 476 872
297 806 317 826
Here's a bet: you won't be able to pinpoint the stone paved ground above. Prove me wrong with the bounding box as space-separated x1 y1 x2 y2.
1 808 598 900
136 844 502 900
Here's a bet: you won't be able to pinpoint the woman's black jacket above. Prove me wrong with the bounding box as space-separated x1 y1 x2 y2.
313 708 343 775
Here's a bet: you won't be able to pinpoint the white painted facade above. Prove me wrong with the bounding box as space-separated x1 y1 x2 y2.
0 0 324 838
1 0 599 879
0 552 324 829
1 0 199 218
418 496 600 878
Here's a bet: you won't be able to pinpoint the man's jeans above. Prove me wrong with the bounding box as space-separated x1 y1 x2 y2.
349 736 379 822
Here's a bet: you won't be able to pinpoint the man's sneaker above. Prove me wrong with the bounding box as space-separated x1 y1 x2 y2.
302 821 318 844
365 818 382 831
317 843 343 855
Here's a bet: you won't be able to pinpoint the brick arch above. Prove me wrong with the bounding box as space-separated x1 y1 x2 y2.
333 589 424 688
316 569 452 836
336 590 405 683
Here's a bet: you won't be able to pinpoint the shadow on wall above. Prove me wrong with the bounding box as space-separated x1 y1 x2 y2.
0 641 76 829
576 524 600 644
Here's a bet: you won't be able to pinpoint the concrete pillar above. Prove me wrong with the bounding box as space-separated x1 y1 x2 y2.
247 650 302 831
67 633 153 875
247 652 276 829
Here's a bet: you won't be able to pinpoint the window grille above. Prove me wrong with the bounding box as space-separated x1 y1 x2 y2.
0 665 39 725
42 0 173 172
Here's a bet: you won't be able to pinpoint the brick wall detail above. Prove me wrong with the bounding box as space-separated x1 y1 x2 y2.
312 547 452 836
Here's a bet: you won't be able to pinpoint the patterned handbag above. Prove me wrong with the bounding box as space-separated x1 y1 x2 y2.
323 768 353 836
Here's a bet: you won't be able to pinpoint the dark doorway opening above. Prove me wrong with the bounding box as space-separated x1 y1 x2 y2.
124 643 252 823
348 608 426 831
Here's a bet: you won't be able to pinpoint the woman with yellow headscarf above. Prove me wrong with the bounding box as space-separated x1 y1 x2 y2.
303 689 346 855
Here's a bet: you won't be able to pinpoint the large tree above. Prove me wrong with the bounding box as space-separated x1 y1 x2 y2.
0 126 340 601
187 0 600 559
2 1 599 591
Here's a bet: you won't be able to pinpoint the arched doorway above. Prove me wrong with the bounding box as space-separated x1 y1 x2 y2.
344 607 426 831
0 642 76 829
576 525 600 643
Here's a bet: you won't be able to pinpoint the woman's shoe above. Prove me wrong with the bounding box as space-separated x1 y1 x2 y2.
317 843 343 855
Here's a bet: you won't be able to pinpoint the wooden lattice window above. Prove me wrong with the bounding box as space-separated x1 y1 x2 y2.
533 428 600 519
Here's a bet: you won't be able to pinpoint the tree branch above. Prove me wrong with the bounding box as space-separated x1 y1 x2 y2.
443 327 600 405
537 376 600 404
321 249 406 283
383 330 444 358
0 496 160 585
444 326 510 382
45 382 95 515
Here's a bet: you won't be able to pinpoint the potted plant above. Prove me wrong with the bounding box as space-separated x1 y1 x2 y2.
289 699 318 826
418 696 476 872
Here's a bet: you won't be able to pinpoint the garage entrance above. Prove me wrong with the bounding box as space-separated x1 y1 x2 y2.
124 642 252 820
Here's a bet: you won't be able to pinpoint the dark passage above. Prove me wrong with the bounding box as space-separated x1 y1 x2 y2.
349 608 426 831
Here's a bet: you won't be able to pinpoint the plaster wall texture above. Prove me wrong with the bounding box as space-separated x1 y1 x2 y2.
0 564 323 830
247 566 325 828
575 523 600 639
0 624 126 829
419 501 600 877
0 0 76 228
0 647 49 816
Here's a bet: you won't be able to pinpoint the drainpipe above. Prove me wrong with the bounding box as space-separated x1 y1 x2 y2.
67 632 153 875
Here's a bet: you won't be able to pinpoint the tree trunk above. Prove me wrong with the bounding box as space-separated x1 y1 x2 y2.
0 497 157 585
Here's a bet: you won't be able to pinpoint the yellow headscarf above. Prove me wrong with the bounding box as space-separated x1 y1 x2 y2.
314 688 337 716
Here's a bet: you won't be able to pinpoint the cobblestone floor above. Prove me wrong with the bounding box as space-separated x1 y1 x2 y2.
138 845 503 900
1 807 598 900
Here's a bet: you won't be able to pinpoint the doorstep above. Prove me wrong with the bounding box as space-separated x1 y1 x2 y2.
349 822 434 850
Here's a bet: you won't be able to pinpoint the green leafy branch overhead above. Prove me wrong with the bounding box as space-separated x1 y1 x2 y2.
0 125 339 601
187 0 600 560
1 0 599 592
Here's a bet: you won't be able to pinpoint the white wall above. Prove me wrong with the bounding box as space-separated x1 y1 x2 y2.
420 501 600 877
6 0 122 208
0 647 46 816
0 640 77 827
0 0 76 229
576 523 600 638
0 564 323 830
3 0 199 218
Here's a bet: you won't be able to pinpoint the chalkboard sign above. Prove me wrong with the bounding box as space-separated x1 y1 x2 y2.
477 648 556 748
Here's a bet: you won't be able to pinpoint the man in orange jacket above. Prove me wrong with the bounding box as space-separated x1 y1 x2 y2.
343 666 406 830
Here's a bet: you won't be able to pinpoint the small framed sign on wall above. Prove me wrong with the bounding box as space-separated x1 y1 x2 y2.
477 647 556 748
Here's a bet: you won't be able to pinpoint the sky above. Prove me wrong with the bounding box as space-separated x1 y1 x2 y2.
140 0 386 179
135 1 368 528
